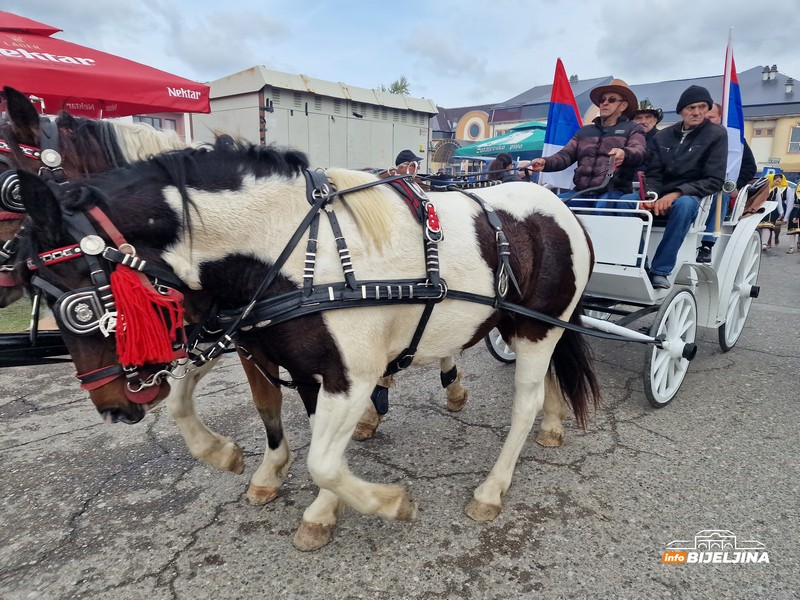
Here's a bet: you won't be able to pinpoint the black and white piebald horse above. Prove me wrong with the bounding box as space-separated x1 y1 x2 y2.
15 141 599 550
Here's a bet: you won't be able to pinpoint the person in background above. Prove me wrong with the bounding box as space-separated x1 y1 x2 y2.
783 183 799 253
757 173 789 251
394 149 423 175
696 102 758 263
487 152 517 182
632 100 663 165
528 79 646 205
639 85 727 289
392 149 431 191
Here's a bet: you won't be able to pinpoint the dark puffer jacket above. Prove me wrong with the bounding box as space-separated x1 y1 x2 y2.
646 120 727 198
541 116 647 193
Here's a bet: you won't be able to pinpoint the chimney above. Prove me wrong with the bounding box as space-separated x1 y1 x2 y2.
770 64 778 80
569 74 578 82
786 78 794 95
762 66 770 81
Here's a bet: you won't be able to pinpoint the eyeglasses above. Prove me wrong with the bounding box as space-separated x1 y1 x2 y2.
599 96 623 105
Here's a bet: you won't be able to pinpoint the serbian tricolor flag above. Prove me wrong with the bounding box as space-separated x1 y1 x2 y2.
721 28 745 183
539 58 583 190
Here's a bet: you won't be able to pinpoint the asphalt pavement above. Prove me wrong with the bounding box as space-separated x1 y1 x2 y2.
1 243 798 599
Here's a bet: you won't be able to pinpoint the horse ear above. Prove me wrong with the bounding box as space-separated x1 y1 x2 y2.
16 170 63 235
57 111 78 130
3 86 40 144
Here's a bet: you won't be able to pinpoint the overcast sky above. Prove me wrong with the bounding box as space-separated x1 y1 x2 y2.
6 0 800 108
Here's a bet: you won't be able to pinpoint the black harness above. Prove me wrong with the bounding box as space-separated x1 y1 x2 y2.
24 169 666 405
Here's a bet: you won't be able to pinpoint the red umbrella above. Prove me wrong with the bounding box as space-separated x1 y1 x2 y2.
0 11 210 117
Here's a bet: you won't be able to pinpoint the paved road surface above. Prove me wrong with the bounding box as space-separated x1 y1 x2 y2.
1 244 798 599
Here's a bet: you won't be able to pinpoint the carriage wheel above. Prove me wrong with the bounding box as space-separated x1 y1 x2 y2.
484 328 516 363
718 231 761 352
643 288 697 408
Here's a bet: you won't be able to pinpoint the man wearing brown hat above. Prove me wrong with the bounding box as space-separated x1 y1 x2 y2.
529 79 646 202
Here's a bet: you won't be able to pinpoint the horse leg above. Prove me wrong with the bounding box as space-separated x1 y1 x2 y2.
164 358 245 474
236 350 295 505
440 355 468 412
352 375 389 441
353 355 467 442
467 336 554 521
294 380 417 551
534 370 567 448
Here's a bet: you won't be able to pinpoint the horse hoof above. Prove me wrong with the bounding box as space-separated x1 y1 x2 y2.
293 521 335 551
465 499 502 522
246 485 280 505
352 422 378 441
205 440 245 474
395 495 418 521
446 390 468 412
535 430 564 448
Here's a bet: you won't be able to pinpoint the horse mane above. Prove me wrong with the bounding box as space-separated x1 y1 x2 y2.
325 168 393 250
108 120 191 162
55 115 122 175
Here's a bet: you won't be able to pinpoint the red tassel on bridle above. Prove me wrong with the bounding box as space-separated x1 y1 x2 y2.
109 264 185 366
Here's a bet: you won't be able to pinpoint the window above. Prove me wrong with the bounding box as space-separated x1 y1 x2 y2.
766 129 774 136
134 116 161 129
134 116 177 132
468 123 481 138
788 127 800 153
755 129 762 136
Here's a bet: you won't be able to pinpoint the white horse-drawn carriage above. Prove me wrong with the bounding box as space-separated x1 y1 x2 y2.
487 182 775 407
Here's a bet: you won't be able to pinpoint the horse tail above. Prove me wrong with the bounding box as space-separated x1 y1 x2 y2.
549 300 600 429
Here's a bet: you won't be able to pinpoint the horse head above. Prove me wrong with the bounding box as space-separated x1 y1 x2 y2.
0 87 114 307
15 169 188 423
0 85 193 309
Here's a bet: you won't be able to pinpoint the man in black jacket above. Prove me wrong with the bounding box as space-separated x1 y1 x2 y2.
696 102 757 262
643 85 727 289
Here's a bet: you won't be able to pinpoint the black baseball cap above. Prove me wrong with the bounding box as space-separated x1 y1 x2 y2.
395 149 423 165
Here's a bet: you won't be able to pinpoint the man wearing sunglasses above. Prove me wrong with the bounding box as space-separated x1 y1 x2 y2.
529 79 646 204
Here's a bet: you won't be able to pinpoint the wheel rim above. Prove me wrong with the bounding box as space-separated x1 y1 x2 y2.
487 329 516 362
647 290 697 405
721 233 760 348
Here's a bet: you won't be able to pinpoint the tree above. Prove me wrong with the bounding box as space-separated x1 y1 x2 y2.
378 76 410 95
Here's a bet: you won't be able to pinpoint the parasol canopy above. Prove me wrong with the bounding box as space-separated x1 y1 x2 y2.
453 121 546 161
0 11 210 117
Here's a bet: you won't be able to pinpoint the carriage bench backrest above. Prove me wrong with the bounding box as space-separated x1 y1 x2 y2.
578 213 646 267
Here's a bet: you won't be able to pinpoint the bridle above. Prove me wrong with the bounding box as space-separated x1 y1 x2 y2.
25 203 188 404
0 115 70 288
